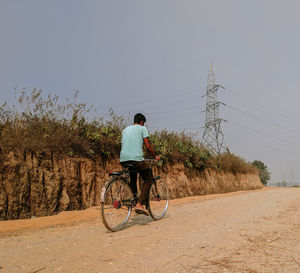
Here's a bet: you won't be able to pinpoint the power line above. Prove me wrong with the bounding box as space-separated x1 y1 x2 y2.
225 88 300 124
139 95 205 112
226 132 300 157
148 110 206 122
226 120 299 147
112 96 206 116
113 101 206 123
107 95 206 120
150 124 202 130
148 118 205 128
98 89 205 112
146 105 205 116
149 127 202 135
225 104 300 135
115 109 205 124
150 117 299 153
150 127 201 133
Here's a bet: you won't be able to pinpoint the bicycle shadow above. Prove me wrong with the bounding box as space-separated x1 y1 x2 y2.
126 213 170 228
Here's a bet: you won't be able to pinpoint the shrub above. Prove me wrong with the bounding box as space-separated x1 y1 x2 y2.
214 152 257 174
0 89 255 174
251 160 271 185
0 89 125 159
149 130 212 170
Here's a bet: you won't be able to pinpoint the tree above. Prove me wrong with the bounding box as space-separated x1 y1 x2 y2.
252 160 271 185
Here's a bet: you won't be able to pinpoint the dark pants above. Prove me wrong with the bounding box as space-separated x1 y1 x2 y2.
121 161 153 205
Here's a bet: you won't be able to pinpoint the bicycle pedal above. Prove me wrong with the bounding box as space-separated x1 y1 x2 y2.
113 201 121 209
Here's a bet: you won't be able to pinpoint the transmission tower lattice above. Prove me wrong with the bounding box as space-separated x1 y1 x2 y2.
202 63 226 154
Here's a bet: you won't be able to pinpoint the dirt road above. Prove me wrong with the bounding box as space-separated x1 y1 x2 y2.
1 187 300 273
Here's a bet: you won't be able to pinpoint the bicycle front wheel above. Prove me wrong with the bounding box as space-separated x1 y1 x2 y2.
101 178 134 232
148 176 169 220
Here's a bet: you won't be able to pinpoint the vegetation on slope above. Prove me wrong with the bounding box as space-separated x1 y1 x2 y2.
252 160 271 185
0 89 256 174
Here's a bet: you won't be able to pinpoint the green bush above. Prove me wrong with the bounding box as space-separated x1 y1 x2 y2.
149 131 212 170
251 160 271 185
0 89 255 174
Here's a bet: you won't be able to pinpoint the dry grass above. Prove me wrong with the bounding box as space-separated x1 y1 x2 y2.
0 89 255 174
214 152 257 174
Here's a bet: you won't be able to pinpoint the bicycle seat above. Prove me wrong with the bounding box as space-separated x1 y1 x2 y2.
109 171 126 176
122 163 134 168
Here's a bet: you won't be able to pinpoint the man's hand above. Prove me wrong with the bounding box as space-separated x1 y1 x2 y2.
144 137 160 161
144 137 156 157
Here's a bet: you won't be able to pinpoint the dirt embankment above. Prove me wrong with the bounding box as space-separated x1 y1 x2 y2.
0 151 262 220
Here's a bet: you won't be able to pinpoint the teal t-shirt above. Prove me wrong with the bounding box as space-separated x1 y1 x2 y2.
120 125 149 162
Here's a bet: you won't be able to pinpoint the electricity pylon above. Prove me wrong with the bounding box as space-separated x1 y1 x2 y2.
202 63 226 154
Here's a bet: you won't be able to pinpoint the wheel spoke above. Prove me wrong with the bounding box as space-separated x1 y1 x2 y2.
101 178 133 232
148 177 169 220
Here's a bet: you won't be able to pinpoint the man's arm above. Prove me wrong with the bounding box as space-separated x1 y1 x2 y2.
143 137 160 161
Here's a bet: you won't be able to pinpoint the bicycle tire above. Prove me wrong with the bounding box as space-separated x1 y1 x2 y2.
148 176 169 220
101 177 134 232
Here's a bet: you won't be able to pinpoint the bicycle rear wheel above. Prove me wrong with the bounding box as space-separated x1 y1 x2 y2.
148 176 169 220
101 178 134 232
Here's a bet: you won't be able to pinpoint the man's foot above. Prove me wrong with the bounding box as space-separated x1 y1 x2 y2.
135 208 149 216
135 203 149 216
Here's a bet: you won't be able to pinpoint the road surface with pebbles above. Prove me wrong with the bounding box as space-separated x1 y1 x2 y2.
1 187 300 273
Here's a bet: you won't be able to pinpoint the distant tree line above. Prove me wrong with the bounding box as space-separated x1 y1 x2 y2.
276 181 300 187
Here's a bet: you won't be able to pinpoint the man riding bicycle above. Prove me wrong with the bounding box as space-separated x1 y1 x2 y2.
120 113 160 215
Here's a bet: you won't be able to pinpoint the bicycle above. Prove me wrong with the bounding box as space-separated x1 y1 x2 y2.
100 159 169 232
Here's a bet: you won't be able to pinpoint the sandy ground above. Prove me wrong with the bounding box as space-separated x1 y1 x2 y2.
0 187 300 273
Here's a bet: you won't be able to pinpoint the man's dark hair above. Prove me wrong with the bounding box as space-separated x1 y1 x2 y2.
134 113 146 124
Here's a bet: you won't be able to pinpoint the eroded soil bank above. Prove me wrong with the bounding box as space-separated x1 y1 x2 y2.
0 152 262 220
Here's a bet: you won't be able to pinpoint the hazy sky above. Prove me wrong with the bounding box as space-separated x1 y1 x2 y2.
1 0 300 184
